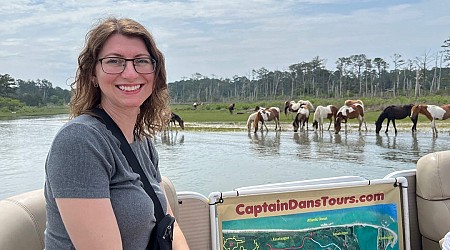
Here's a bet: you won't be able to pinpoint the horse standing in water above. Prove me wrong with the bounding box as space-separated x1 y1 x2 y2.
246 106 266 131
169 112 185 129
312 105 338 131
292 104 310 132
334 104 367 134
375 104 413 134
411 104 450 135
253 107 281 133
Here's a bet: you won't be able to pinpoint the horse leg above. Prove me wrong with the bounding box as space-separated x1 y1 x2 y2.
392 119 397 134
326 118 331 131
385 119 390 133
363 116 367 131
431 119 438 134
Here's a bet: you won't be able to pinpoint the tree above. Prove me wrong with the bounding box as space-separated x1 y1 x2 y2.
0 74 16 98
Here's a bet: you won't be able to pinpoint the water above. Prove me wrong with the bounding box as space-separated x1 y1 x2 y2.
1 115 449 200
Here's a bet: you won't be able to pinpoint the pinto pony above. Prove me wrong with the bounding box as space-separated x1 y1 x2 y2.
312 105 338 131
284 100 314 117
292 105 311 132
411 104 450 134
375 104 413 134
334 104 367 134
253 107 281 133
344 99 364 110
246 106 266 131
169 112 185 129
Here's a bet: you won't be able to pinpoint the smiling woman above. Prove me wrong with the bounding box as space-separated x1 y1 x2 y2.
44 17 189 250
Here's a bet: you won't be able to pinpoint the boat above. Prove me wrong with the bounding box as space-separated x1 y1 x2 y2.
1 150 449 250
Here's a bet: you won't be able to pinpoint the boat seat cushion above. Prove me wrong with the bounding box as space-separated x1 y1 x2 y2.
416 150 450 248
0 176 179 249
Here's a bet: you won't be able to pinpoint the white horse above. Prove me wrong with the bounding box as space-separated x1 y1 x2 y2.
312 105 338 131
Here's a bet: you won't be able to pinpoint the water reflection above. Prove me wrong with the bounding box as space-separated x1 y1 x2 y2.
160 130 185 146
247 131 281 155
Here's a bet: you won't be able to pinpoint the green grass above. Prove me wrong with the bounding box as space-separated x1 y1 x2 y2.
0 106 69 119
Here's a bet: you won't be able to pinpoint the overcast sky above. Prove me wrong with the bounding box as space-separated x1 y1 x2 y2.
0 0 449 89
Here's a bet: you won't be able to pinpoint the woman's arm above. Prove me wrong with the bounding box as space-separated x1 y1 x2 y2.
161 183 190 250
56 198 123 250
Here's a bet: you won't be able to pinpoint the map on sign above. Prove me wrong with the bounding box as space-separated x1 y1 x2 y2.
222 204 399 250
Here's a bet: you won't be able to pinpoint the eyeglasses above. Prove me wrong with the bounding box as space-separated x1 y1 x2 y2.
98 57 156 74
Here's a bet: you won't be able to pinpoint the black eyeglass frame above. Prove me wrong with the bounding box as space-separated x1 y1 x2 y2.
98 57 157 75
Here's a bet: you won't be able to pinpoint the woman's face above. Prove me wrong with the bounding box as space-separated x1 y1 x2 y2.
95 33 155 112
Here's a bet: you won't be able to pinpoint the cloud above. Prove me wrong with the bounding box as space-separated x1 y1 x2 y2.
0 0 448 89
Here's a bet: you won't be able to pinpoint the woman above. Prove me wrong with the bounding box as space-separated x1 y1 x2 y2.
44 17 189 249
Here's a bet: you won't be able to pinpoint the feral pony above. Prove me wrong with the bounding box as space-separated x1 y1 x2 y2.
375 104 413 134
284 100 314 117
334 104 367 134
246 106 265 131
228 103 235 114
344 99 364 110
411 104 450 135
292 104 311 132
169 112 185 129
312 105 338 131
253 107 281 133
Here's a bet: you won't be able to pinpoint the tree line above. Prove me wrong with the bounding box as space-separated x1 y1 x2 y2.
0 74 71 111
169 38 450 104
2 37 450 111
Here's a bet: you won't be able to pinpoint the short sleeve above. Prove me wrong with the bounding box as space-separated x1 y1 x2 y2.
46 122 115 198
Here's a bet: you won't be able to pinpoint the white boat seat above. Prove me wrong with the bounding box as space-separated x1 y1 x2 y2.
0 177 179 250
416 150 450 250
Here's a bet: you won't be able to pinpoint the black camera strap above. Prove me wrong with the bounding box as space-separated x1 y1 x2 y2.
92 108 164 222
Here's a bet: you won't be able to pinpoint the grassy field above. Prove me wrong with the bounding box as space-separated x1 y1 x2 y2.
0 106 69 119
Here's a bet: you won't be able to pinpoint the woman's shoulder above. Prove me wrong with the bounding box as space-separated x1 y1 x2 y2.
55 114 112 143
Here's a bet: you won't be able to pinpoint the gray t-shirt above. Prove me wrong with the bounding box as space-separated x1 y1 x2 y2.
44 114 167 249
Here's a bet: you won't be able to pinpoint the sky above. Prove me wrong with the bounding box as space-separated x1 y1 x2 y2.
0 0 449 90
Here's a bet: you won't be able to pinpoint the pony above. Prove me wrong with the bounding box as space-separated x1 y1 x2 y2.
411 104 450 134
344 99 364 110
284 100 314 117
253 107 281 133
312 105 338 131
246 106 266 131
192 102 198 110
334 104 367 134
375 104 413 134
228 103 235 114
292 105 310 132
169 112 185 129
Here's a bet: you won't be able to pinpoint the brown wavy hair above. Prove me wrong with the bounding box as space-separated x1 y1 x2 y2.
70 17 170 137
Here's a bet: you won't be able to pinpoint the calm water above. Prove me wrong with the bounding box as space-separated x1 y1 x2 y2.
1 115 449 200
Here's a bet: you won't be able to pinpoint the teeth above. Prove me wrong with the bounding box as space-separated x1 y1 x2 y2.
118 85 141 91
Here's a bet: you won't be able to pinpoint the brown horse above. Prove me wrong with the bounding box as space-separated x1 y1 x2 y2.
228 103 235 114
334 104 367 134
253 107 281 133
292 105 310 132
411 104 450 134
169 112 185 129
